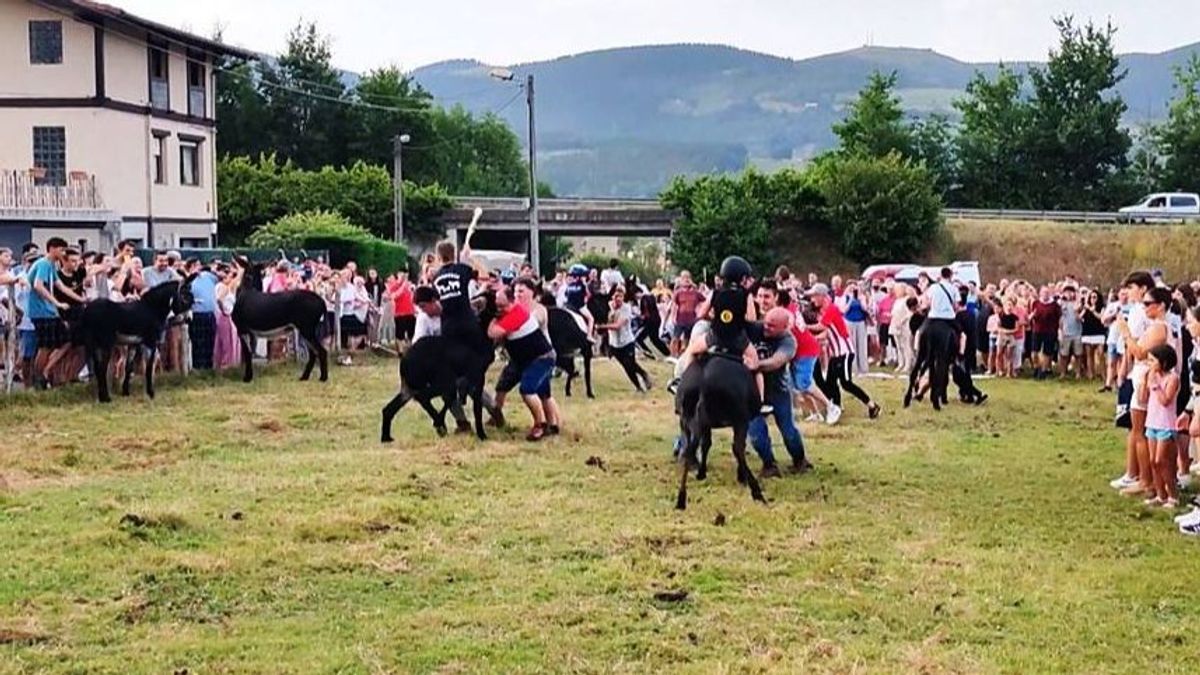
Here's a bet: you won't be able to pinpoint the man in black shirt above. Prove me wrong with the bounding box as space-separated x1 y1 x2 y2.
431 240 485 347
46 248 87 385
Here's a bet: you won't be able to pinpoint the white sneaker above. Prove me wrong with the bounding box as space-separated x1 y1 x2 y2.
1191 463 1200 475
805 413 823 423
1173 506 1200 525
1109 474 1138 490
825 404 842 426
1178 474 1194 490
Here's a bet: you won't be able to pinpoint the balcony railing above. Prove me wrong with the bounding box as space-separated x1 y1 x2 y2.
0 169 103 210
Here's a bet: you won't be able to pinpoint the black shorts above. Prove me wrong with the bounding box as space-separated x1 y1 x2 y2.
495 359 522 394
1032 332 1058 357
340 315 367 337
394 315 416 341
33 317 68 350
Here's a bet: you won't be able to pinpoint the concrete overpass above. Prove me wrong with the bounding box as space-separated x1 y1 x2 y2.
439 196 676 259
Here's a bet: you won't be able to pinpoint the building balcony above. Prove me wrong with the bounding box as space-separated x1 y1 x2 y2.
0 169 104 210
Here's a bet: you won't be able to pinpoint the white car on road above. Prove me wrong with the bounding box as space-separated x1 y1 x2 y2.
1118 192 1200 222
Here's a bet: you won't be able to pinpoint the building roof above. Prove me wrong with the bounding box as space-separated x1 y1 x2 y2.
34 0 257 60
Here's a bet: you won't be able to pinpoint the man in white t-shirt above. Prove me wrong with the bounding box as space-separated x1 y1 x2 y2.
411 286 442 344
600 259 625 295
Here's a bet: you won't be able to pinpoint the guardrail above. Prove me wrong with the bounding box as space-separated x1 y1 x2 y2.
452 196 662 209
453 197 1200 225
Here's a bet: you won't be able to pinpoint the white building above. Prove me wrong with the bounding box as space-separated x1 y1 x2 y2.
0 0 251 252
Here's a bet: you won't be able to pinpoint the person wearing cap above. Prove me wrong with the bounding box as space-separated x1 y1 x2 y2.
809 281 881 420
562 263 595 340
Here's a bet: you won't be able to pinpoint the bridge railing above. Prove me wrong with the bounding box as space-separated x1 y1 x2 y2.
453 196 662 209
453 197 1200 226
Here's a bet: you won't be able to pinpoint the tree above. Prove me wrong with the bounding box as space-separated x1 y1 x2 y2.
953 66 1034 208
1025 17 1131 209
660 173 771 277
347 66 437 182
416 106 529 196
214 59 270 160
832 71 913 159
1155 54 1200 192
910 114 958 199
259 22 354 170
816 153 943 265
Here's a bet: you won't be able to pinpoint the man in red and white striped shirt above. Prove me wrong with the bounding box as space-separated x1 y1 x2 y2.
808 283 881 420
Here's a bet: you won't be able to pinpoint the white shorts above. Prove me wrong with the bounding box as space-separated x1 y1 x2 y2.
1082 335 1106 346
1130 363 1150 412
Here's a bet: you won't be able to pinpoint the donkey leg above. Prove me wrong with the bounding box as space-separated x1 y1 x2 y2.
733 423 766 503
381 388 412 443
698 428 712 481
298 333 318 381
240 334 254 383
121 346 139 397
414 392 447 437
675 423 700 510
583 349 595 399
470 379 488 441
144 345 158 399
93 346 111 403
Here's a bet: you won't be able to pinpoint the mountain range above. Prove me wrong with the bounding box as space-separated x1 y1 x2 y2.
408 42 1200 197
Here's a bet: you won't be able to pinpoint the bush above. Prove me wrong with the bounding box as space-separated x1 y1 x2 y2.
247 211 370 248
815 152 944 265
218 154 452 244
248 210 408 273
301 235 408 274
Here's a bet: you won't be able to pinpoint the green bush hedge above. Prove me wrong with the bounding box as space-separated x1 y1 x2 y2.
248 211 408 273
219 154 452 244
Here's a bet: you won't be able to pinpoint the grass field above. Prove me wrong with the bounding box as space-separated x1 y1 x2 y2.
2 357 1198 673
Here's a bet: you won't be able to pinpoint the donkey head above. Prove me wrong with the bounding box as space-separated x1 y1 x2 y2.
172 272 198 317
234 255 265 293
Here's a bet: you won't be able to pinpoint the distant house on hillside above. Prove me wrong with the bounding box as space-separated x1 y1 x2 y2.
0 0 252 252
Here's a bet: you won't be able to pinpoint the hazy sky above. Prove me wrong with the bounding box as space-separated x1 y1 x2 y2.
113 0 1198 72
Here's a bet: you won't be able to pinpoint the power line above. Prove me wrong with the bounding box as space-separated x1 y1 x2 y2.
34 2 520 117
405 89 525 151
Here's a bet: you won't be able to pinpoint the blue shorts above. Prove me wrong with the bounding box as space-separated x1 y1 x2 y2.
791 356 817 391
672 323 694 340
1146 427 1175 441
20 329 36 360
518 356 555 399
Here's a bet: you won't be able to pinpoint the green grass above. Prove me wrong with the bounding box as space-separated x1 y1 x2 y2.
1 358 1198 673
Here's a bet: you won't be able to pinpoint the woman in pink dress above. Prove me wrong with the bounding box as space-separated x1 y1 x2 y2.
213 265 242 370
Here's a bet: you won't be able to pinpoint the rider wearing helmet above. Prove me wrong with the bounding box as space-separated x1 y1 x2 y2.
562 263 595 338
668 255 770 413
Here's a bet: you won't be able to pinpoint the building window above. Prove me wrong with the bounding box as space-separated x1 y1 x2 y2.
180 140 201 186
179 237 209 249
187 60 207 117
149 45 170 111
29 21 62 64
152 132 168 184
32 126 66 187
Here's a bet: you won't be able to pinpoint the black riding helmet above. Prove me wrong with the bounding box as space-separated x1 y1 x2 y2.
719 255 752 285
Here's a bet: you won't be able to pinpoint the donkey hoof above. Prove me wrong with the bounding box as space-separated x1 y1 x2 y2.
476 432 488 442
675 493 688 511
752 489 767 504
242 376 253 383
587 393 596 399
381 435 394 444
435 426 448 437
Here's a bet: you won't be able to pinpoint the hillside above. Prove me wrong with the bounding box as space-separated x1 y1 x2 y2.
409 42 1200 196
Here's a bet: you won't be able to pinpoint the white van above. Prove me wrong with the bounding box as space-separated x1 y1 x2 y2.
1118 192 1200 222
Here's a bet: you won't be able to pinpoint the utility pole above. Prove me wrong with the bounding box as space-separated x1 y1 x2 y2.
526 74 540 274
392 134 410 243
